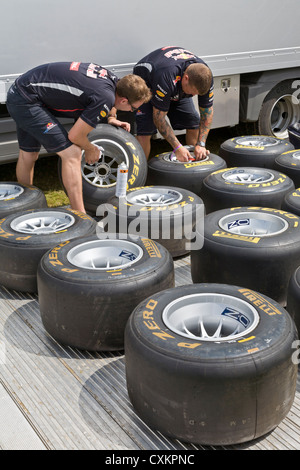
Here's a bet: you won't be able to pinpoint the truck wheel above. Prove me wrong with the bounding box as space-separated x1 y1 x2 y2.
201 167 294 213
190 206 300 305
125 283 297 445
58 124 148 214
287 266 300 334
0 208 96 293
103 186 204 257
274 150 300 188
282 188 300 216
257 79 300 139
38 235 174 351
0 182 47 218
219 135 293 168
146 146 227 196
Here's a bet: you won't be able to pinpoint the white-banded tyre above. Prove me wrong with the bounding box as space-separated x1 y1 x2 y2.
102 186 204 257
190 207 300 305
274 150 300 188
146 146 227 196
287 266 300 334
58 124 148 214
37 235 174 351
201 167 295 213
125 283 298 446
282 188 300 216
219 135 293 169
0 208 96 293
0 182 47 218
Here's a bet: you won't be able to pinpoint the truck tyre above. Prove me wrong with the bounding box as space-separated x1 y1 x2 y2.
58 124 148 214
103 186 204 257
37 235 174 351
257 79 300 139
286 266 300 334
0 208 96 293
201 167 295 213
219 135 293 168
282 188 300 216
125 283 297 446
0 182 47 218
190 206 300 305
146 146 227 196
274 150 300 188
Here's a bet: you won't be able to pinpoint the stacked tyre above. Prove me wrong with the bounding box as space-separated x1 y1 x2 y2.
0 182 47 218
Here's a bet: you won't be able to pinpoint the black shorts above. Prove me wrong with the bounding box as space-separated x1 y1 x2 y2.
6 84 73 153
135 97 200 136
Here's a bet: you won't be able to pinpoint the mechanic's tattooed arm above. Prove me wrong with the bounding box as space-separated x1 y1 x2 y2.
197 106 214 143
152 107 181 148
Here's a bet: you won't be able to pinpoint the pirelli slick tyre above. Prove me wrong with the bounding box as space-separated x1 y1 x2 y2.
37 235 174 351
282 188 300 216
103 186 204 257
190 207 300 305
219 135 293 169
125 283 298 446
58 124 148 214
146 147 227 196
287 267 300 334
0 208 96 293
274 150 300 188
0 182 47 218
201 167 295 213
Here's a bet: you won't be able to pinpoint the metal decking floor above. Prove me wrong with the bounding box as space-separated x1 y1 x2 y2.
0 255 300 450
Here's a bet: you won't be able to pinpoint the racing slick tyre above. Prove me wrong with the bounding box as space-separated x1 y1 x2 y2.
201 167 295 213
219 135 293 169
286 266 300 334
190 206 300 305
58 124 148 214
282 188 300 216
0 208 96 293
125 283 298 445
103 186 204 257
0 182 47 218
37 234 174 351
146 146 227 196
274 149 300 188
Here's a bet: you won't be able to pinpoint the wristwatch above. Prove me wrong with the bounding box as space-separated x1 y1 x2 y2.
196 141 206 147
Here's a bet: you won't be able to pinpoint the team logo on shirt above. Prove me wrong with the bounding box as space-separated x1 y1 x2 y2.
43 122 58 133
173 75 181 84
100 110 107 118
164 48 196 61
156 90 165 97
70 62 81 71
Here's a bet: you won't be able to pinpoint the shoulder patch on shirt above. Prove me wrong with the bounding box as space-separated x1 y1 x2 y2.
70 62 81 71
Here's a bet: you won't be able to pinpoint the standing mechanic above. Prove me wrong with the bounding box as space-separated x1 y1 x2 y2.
6 62 151 213
133 46 214 162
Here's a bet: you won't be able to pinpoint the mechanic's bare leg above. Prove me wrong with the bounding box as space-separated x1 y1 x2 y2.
137 135 152 159
58 144 86 213
16 150 39 185
186 128 198 146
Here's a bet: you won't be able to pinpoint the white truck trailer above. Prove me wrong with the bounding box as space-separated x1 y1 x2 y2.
0 0 300 163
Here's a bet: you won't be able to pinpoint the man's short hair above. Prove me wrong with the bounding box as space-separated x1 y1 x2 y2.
185 63 212 95
116 74 152 103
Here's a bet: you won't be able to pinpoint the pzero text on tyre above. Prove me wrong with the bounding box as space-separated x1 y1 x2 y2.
274 150 300 188
37 234 174 351
219 135 293 169
125 283 297 445
201 167 295 213
146 146 227 196
0 208 96 293
102 186 204 257
0 182 47 218
190 206 300 305
287 266 300 334
282 188 300 216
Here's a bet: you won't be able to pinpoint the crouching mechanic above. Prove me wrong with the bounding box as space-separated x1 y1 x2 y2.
133 46 214 161
6 62 151 213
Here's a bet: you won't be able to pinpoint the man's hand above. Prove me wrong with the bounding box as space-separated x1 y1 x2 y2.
108 117 130 132
84 144 102 165
174 145 193 162
194 143 210 160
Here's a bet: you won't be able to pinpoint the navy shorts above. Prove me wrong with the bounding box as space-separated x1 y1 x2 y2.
135 96 200 136
6 84 73 153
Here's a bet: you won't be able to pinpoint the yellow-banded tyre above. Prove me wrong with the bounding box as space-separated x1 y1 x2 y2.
146 147 226 196
201 167 295 213
58 124 148 214
37 234 174 351
0 208 96 293
282 188 300 216
0 182 47 218
125 283 298 446
287 267 300 334
103 186 204 257
274 150 300 188
190 207 300 305
219 135 293 168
